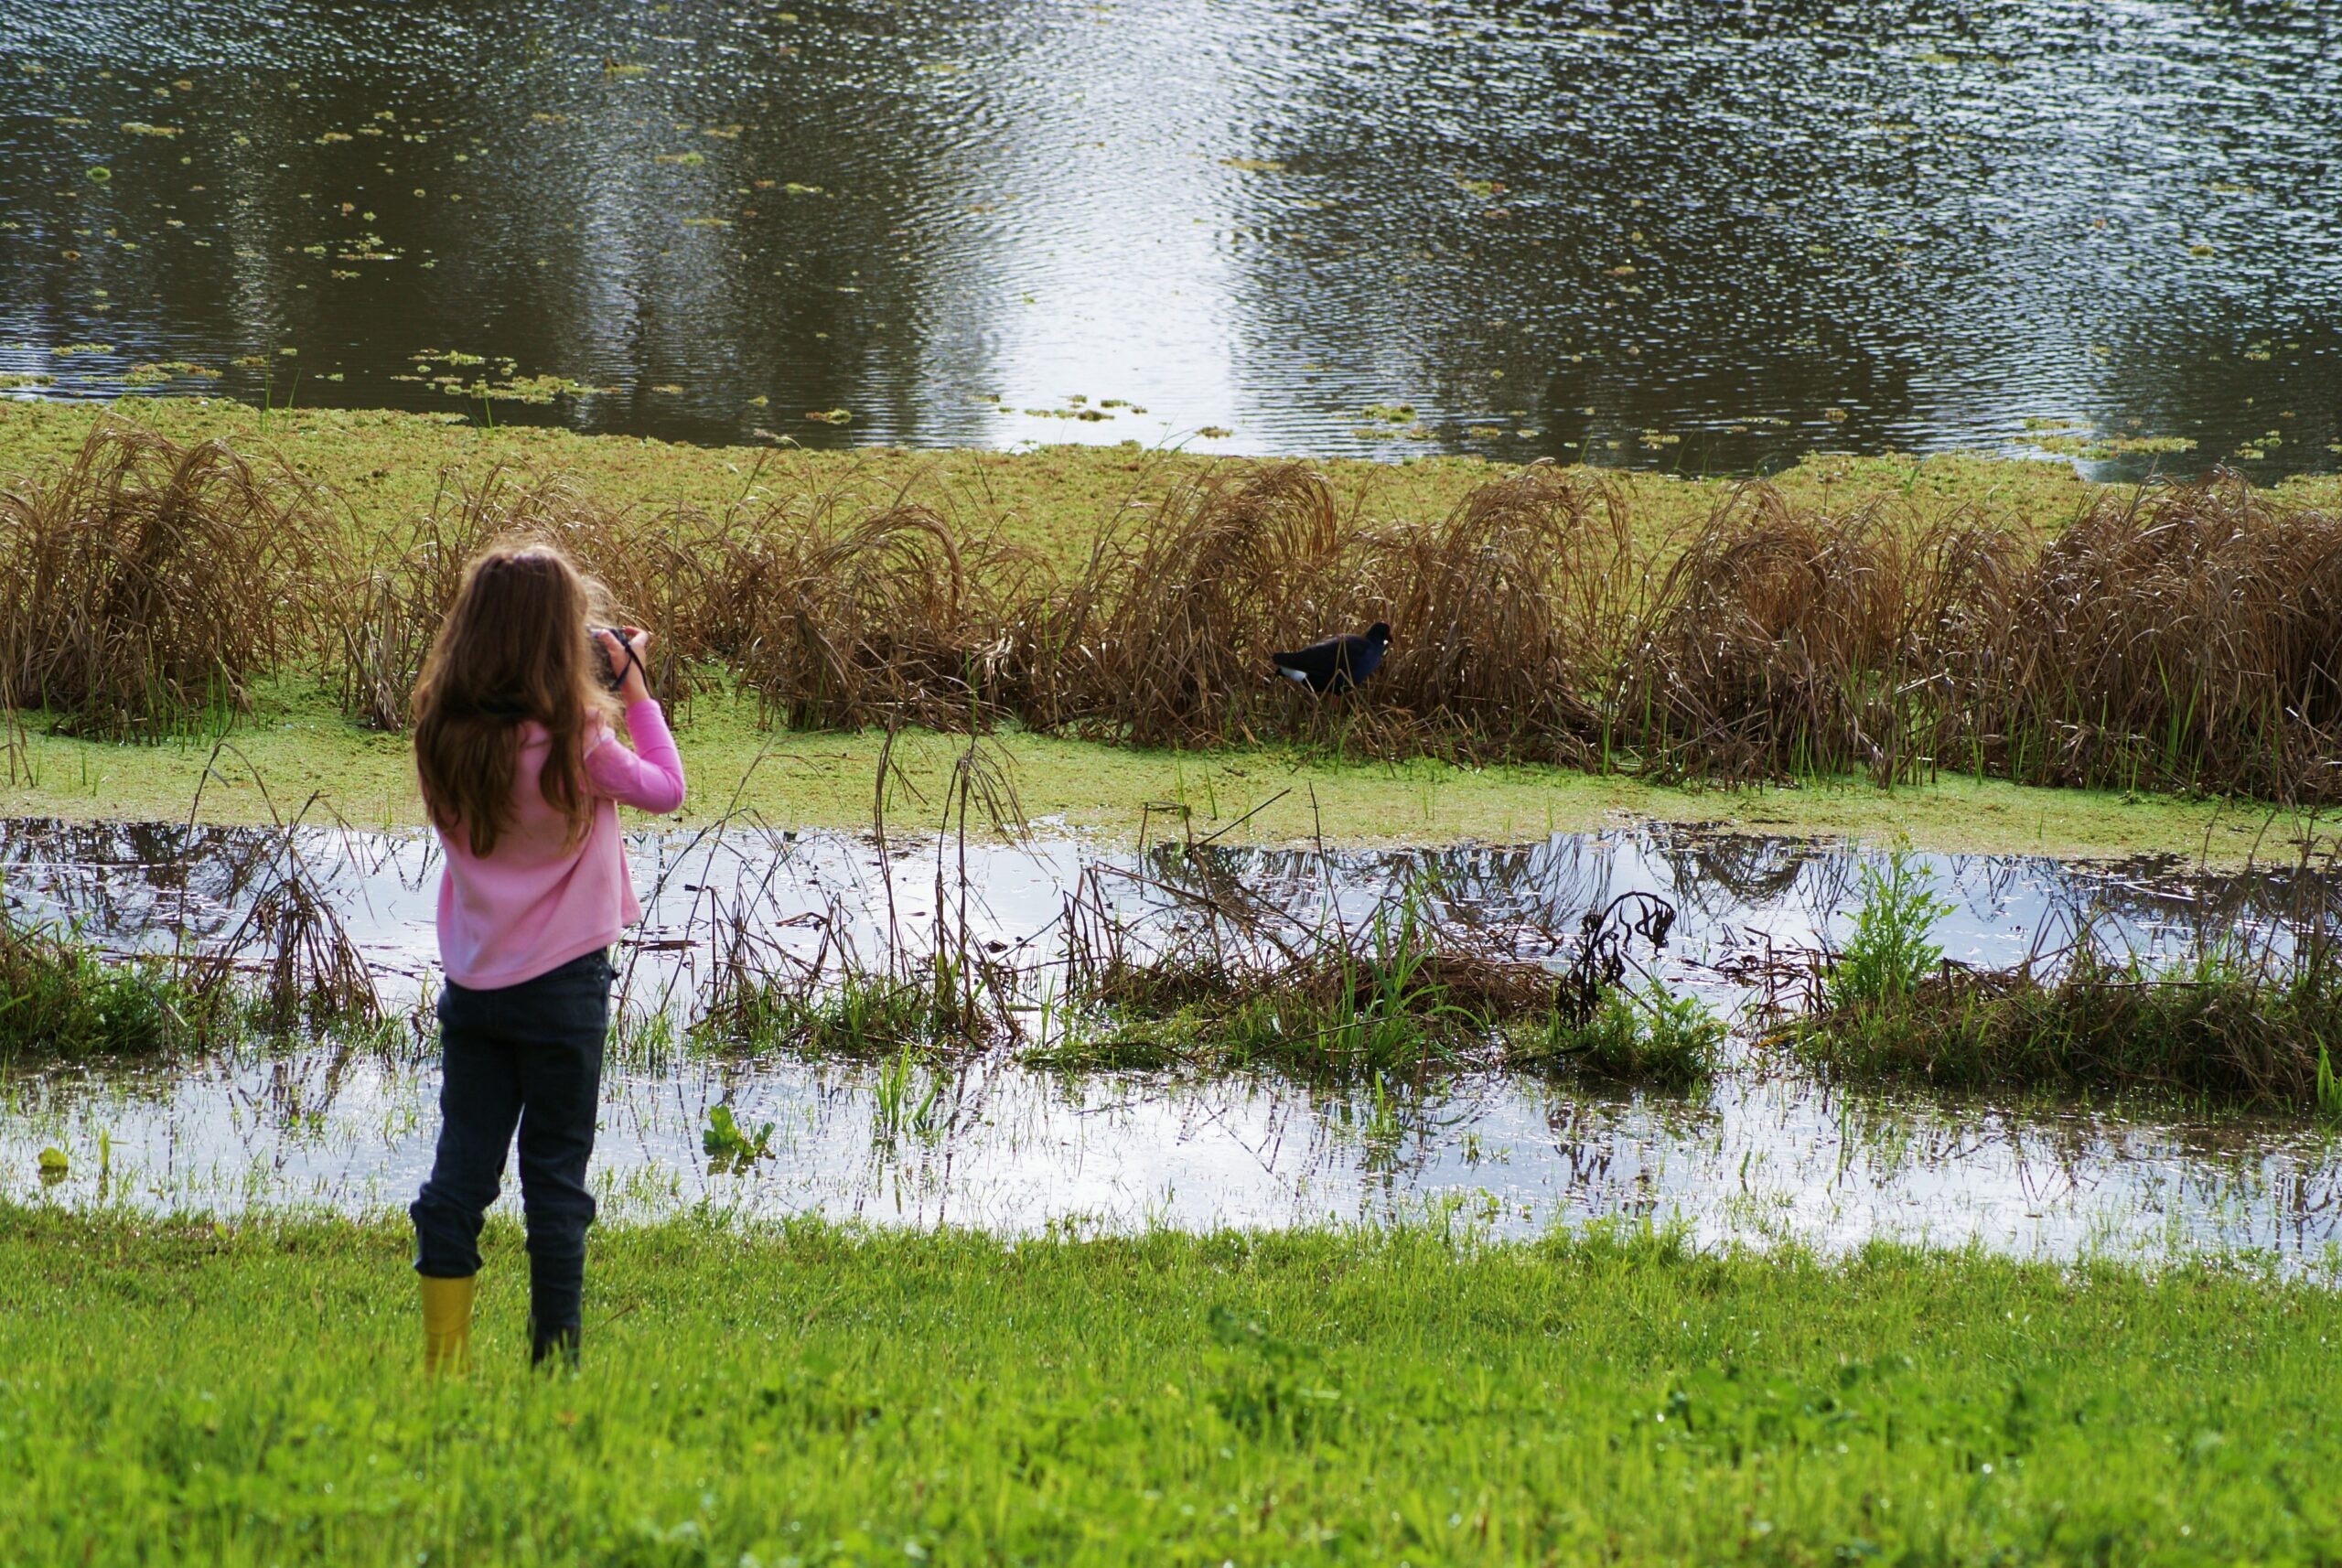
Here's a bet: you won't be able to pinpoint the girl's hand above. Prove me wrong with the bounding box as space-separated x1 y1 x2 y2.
596 627 654 705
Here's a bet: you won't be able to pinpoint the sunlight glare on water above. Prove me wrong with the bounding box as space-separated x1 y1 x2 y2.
0 0 2336 474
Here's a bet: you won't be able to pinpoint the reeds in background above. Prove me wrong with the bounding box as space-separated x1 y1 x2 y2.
1019 461 1349 745
1615 487 2015 783
723 497 1029 733
1019 459 1636 760
1957 473 2342 797
8 419 2342 803
1357 462 1634 762
1617 470 2342 798
332 464 564 728
0 417 321 737
335 458 1029 733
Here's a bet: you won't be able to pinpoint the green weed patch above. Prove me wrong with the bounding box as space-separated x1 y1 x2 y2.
1788 851 2342 1110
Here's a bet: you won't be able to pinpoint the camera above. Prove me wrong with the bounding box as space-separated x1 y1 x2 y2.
589 626 639 692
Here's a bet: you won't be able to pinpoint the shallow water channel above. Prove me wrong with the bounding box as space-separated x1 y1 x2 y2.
4 817 2338 1270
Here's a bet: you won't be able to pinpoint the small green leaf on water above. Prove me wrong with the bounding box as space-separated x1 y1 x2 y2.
804 407 852 424
704 1103 775 1167
85 166 110 183
37 1147 68 1177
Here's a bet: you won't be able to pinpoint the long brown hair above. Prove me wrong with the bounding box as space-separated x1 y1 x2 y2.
413 539 619 856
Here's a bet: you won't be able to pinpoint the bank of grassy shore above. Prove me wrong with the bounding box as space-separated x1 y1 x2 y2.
0 682 2321 863
3 1208 2337 1564
24 396 2321 564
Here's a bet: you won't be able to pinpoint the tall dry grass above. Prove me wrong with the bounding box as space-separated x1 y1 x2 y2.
723 496 1029 733
1359 462 1635 761
1017 462 1348 745
334 461 1028 733
1613 472 2342 797
1017 460 1635 759
332 465 575 728
8 421 2342 803
0 418 322 737
1615 488 2028 784
1952 475 2342 797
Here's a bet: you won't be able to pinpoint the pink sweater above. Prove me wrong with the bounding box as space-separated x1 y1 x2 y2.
434 700 687 990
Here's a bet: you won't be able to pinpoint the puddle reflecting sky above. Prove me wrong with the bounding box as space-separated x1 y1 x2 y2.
1 1 2337 474
4 817 2339 1269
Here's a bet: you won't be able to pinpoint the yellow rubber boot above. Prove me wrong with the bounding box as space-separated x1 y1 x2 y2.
419 1274 477 1379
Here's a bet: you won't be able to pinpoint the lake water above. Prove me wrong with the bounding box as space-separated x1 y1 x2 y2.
1 1 2337 477
6 817 2339 1269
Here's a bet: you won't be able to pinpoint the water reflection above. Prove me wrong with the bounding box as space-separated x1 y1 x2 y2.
0 1 2335 472
6 815 2334 999
4 816 2340 1267
8 1027 2340 1268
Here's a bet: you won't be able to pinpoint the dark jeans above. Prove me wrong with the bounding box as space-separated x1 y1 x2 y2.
410 948 614 1347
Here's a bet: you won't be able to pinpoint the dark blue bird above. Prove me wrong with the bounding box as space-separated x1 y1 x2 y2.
1272 622 1391 695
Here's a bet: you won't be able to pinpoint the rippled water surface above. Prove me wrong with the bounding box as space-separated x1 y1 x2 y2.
2 1 2337 474
5 818 2338 1267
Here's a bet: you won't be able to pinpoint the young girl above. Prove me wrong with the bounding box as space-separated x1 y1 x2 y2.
406 540 686 1374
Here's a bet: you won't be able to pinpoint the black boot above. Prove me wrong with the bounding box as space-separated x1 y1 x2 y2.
526 1248 585 1371
530 1319 580 1371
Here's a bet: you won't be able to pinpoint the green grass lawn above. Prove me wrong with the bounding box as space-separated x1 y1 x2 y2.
4 1208 2337 1564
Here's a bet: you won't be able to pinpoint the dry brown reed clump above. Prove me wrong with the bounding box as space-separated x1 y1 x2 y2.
331 463 1028 734
1618 469 2342 799
0 420 323 737
1614 482 2021 784
1023 459 1636 760
724 493 1031 733
332 465 569 728
333 463 759 728
1357 461 1634 762
1956 472 2342 800
1021 462 1348 745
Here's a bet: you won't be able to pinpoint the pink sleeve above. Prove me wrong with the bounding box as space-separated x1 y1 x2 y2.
585 700 687 814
